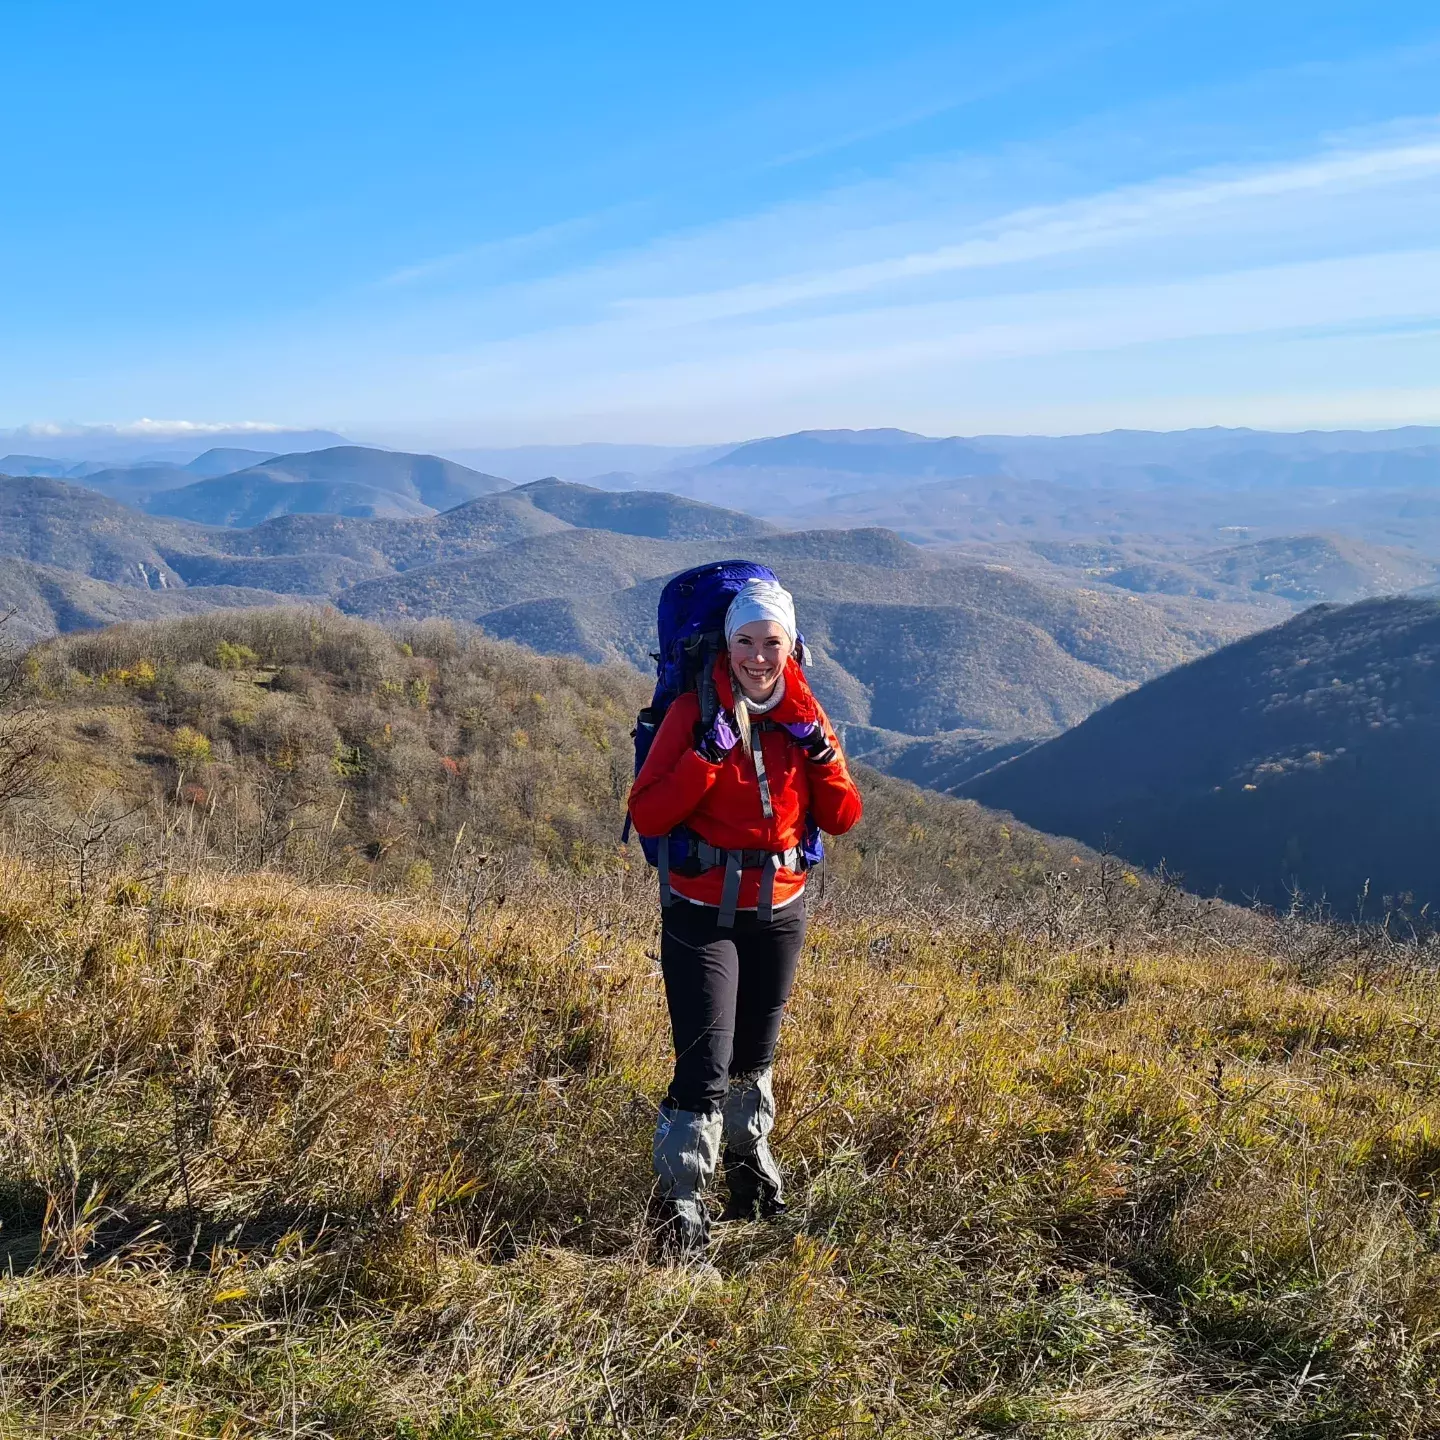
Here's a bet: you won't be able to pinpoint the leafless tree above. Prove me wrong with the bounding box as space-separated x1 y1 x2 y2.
0 614 47 813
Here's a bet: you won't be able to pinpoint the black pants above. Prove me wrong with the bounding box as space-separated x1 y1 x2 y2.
659 898 806 1114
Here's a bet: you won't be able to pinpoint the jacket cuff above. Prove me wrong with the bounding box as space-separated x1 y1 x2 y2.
675 746 723 783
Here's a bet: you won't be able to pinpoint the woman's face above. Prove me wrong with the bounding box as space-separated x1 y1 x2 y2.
729 619 792 700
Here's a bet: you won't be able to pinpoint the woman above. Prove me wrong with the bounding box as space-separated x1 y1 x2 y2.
628 577 863 1252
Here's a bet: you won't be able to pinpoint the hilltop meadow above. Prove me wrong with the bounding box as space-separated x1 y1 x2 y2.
1 609 1439 1438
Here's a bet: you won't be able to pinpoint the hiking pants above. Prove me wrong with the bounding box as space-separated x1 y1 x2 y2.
659 898 805 1114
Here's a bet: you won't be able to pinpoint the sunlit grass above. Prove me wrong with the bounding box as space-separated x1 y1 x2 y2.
1 855 1438 1437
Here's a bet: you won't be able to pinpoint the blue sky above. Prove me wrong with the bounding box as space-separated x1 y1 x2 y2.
4 0 1440 444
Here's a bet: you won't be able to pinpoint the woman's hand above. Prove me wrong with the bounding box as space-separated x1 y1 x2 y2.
781 720 837 765
694 710 740 763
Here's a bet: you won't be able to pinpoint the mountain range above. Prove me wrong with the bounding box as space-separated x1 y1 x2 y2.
0 426 346 465
5 426 1440 913
146 447 512 523
581 426 1440 554
16 422 1440 555
0 471 1263 734
1 454 1431 750
3 445 511 522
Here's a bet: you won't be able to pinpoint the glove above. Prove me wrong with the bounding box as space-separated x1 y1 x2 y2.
782 719 837 765
694 710 740 764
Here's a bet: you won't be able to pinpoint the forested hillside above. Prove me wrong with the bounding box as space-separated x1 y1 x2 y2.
963 594 1440 915
22 608 1090 898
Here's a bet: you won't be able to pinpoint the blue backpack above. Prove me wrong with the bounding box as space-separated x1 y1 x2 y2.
624 560 824 878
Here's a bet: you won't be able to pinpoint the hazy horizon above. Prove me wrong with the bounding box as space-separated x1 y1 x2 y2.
11 418 1440 474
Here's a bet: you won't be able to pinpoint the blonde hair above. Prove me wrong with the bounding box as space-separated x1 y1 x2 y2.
732 680 754 758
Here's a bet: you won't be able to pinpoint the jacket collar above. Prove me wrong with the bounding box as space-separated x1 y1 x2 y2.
713 654 817 723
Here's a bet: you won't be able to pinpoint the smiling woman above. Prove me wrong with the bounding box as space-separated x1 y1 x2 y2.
628 574 862 1255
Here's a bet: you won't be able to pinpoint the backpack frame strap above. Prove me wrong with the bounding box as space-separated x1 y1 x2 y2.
757 853 780 924
658 833 674 907
717 850 743 929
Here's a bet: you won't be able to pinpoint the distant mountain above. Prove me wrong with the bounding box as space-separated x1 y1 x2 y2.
789 470 1440 552
64 462 200 504
711 428 1000 477
1 454 85 478
962 596 1440 913
29 423 1440 548
145 446 512 524
207 494 573 570
16 448 283 503
223 446 512 508
0 559 279 646
515 478 775 538
183 447 279 477
147 475 438 525
962 425 1440 474
613 426 1440 553
441 442 730 482
1104 535 1439 605
0 426 348 466
216 485 774 586
0 477 210 587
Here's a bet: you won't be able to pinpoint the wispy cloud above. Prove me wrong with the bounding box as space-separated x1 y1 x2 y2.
340 120 1440 435
374 210 633 291
606 131 1440 328
4 419 300 439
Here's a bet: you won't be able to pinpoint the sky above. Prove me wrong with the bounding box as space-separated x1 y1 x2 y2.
4 0 1440 446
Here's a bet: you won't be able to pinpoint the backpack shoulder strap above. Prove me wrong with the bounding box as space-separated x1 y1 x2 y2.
696 638 721 725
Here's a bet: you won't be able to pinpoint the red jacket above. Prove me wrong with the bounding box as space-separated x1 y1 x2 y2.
628 656 863 910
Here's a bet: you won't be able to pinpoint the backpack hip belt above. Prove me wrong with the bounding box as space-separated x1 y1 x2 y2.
659 836 806 928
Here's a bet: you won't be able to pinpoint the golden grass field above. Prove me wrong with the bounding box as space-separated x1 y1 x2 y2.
3 849 1439 1437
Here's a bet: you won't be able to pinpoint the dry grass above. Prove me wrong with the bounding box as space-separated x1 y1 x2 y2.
3 854 1440 1438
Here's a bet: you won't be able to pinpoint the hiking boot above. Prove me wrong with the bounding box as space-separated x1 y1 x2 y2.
720 1067 786 1221
651 1102 722 1256
720 1150 787 1220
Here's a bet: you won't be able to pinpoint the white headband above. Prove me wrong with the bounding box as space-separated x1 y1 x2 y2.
724 579 797 646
